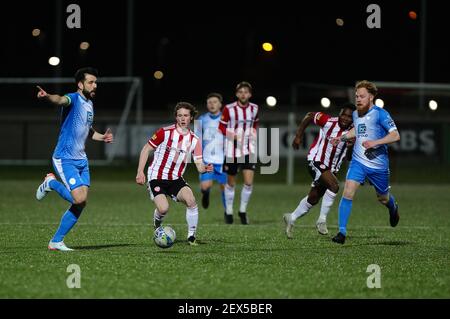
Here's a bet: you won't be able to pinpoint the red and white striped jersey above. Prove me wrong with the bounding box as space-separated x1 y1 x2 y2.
308 112 351 173
218 101 259 158
147 124 202 181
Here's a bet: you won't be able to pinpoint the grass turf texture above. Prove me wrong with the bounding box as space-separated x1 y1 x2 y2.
0 169 449 298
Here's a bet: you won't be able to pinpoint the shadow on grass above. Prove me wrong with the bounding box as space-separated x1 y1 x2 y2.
71 243 137 250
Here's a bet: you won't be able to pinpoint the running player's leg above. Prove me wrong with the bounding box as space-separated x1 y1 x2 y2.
223 160 238 223
284 184 326 238
316 171 340 229
367 168 399 227
177 185 199 245
214 164 227 211
238 168 254 224
153 194 170 228
200 177 213 209
332 160 365 244
50 160 89 250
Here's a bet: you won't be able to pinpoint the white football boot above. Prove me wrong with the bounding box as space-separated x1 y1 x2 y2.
48 241 74 252
283 213 294 239
316 221 329 235
36 173 56 201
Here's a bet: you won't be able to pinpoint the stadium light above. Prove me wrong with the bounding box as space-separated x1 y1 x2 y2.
266 96 277 107
48 56 60 66
409 11 417 20
262 42 273 52
375 98 384 108
336 18 344 26
321 97 331 108
429 100 438 111
32 29 41 37
80 42 90 50
154 70 164 80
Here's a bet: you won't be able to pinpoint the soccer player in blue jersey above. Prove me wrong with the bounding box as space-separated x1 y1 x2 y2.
330 80 400 244
195 93 227 213
35 67 114 251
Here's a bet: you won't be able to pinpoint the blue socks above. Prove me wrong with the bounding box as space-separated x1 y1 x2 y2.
51 210 79 243
385 194 397 215
338 198 353 236
49 180 73 204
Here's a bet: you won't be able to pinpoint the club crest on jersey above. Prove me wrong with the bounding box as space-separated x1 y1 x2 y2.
86 111 93 126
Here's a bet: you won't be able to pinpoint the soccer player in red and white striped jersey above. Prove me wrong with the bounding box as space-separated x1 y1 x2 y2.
218 82 259 225
136 102 213 246
283 103 355 238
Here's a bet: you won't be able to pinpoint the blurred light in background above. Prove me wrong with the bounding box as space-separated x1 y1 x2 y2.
32 29 41 37
429 100 438 111
321 97 331 108
154 70 164 80
266 96 277 107
48 56 60 66
80 42 90 50
409 11 417 20
262 42 273 52
375 98 384 108
336 18 344 27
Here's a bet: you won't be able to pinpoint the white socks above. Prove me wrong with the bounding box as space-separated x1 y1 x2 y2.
186 205 199 238
224 184 235 215
239 184 253 213
318 189 337 223
291 196 313 221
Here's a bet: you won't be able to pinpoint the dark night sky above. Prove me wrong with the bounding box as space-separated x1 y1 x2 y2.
1 0 449 109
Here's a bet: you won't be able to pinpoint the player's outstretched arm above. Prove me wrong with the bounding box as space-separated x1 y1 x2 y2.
36 86 70 106
362 130 400 149
331 127 356 146
136 143 154 185
91 127 114 143
292 112 315 149
195 160 213 174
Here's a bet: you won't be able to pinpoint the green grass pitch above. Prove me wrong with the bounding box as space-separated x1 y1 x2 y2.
0 168 449 298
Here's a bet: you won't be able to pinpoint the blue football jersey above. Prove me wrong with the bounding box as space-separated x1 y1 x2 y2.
53 92 94 160
195 112 224 164
352 106 398 170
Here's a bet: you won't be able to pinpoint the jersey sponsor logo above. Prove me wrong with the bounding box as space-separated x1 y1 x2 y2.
86 111 93 126
358 123 367 134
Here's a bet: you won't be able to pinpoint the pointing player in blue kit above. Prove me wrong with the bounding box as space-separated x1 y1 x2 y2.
330 80 400 244
35 67 114 251
195 93 227 213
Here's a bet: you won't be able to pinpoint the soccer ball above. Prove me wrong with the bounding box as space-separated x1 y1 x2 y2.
153 226 176 248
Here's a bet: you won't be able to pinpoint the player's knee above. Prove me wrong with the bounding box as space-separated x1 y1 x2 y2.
158 206 169 215
343 189 354 200
73 197 87 206
308 196 319 205
329 183 339 194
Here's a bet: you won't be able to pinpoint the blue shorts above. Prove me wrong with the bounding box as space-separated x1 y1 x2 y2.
52 157 90 191
199 163 227 184
346 160 390 195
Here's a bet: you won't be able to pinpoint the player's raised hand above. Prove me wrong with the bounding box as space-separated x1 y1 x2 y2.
103 128 114 143
36 86 48 99
136 171 146 185
292 135 303 150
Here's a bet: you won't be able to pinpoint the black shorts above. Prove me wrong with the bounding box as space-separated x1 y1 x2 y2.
307 161 334 187
148 178 190 201
223 155 256 176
